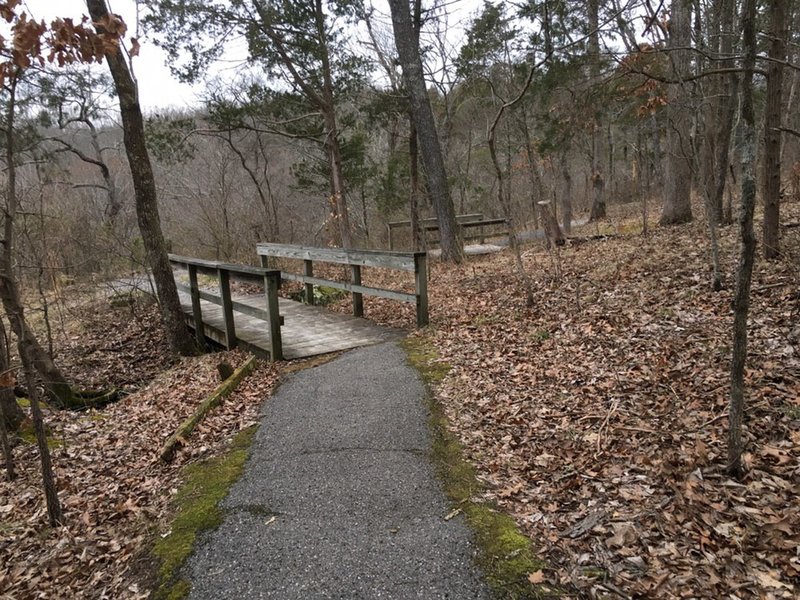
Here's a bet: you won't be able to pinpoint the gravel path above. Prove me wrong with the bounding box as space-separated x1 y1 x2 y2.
186 342 490 599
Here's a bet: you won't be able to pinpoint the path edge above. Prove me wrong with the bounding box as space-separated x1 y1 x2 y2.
401 336 561 600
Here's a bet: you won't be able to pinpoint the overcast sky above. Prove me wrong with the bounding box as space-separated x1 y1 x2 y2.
21 0 480 111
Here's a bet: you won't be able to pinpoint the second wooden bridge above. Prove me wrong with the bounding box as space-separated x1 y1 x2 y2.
168 244 428 360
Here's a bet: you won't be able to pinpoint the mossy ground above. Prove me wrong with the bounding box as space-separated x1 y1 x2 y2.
403 337 559 599
152 426 256 600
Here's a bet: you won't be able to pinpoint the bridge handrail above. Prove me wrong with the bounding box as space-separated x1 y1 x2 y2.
387 215 509 249
168 254 283 360
256 243 428 328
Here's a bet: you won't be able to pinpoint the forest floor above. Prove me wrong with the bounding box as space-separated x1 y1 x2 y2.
1 199 798 599
326 199 800 599
0 296 283 598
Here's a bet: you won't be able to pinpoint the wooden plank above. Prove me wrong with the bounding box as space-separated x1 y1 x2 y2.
176 282 273 322
264 271 283 361
175 288 400 360
218 269 237 349
415 253 428 327
351 264 363 317
256 243 417 271
279 273 416 303
303 259 314 305
187 265 205 348
388 213 484 228
170 254 280 283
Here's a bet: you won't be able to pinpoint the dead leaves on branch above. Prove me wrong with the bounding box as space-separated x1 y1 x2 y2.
0 2 138 86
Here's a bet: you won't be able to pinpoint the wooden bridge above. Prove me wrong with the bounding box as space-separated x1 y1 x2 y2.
168 244 428 361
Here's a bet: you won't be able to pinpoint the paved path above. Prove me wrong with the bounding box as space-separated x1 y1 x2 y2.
186 343 490 599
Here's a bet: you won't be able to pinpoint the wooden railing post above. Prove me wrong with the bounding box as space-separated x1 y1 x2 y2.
303 259 314 305
388 224 394 250
351 265 363 317
264 271 283 361
414 253 428 327
218 268 237 349
187 264 206 349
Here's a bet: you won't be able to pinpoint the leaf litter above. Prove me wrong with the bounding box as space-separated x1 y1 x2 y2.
2 201 799 599
329 202 800 599
1 301 280 599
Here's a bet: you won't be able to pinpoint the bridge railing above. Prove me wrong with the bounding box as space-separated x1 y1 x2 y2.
387 213 484 250
256 243 429 328
168 254 283 360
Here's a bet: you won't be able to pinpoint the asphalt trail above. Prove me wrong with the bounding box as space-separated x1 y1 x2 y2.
186 342 490 599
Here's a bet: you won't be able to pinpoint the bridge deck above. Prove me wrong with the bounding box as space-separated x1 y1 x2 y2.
177 290 402 360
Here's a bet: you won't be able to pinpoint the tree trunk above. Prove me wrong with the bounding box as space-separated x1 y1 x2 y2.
315 0 352 249
660 0 694 225
520 107 541 230
561 151 573 234
587 0 606 222
322 109 353 248
387 0 463 262
728 0 758 479
589 171 606 221
20 345 62 525
0 321 22 433
409 116 424 251
87 0 196 356
0 394 14 481
712 72 738 226
762 0 788 259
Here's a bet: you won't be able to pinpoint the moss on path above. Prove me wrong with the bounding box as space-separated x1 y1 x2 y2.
152 427 256 600
403 337 559 599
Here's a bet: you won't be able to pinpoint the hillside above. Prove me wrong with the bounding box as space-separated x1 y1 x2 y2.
339 201 800 598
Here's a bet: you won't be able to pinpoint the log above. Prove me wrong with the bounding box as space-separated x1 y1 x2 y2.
160 356 258 462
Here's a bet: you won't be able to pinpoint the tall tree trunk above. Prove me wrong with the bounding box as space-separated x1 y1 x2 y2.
87 0 196 356
0 397 14 481
561 150 573 234
387 0 463 262
661 0 694 225
714 0 739 227
587 0 606 221
520 106 541 230
315 0 352 249
728 0 757 479
409 116 424 251
21 345 62 525
762 0 788 259
780 4 800 168
0 321 22 433
322 109 353 248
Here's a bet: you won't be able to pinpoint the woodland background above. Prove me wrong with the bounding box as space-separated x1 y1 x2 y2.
0 0 798 598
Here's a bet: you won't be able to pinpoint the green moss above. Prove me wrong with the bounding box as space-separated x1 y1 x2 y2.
472 314 503 327
152 426 256 600
290 285 347 306
528 329 551 344
17 418 62 449
402 337 559 599
402 337 451 385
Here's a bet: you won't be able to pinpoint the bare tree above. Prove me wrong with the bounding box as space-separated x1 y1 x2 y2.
587 0 606 222
762 0 789 259
386 0 463 262
86 0 197 356
728 0 757 478
660 0 694 225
